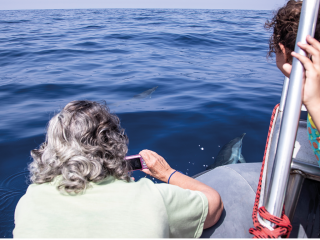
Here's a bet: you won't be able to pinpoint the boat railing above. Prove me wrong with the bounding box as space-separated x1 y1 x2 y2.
263 0 320 228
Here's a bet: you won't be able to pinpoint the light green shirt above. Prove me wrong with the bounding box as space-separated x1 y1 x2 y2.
13 176 208 238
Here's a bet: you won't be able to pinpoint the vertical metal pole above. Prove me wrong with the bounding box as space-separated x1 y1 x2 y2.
284 171 306 221
279 77 289 112
264 0 319 227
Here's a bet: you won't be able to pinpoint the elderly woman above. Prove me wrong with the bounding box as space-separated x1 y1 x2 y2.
13 100 223 238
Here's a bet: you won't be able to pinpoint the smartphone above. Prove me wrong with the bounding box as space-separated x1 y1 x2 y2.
125 154 148 171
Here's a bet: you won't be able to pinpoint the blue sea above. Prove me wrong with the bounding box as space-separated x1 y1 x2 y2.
0 8 283 237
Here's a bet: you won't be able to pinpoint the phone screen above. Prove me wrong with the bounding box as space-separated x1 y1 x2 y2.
127 157 142 170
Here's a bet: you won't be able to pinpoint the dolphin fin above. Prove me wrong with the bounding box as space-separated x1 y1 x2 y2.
239 154 246 163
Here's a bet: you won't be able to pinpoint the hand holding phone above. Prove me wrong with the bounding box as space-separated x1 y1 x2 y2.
125 154 148 171
139 150 174 182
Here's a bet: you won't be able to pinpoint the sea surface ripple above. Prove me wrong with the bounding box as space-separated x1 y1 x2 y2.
0 8 283 237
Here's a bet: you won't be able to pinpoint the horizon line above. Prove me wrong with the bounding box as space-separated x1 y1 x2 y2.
0 7 274 11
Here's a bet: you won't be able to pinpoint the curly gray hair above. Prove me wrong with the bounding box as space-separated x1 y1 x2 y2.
29 100 130 193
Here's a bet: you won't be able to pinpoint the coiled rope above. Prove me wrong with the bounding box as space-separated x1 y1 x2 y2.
249 104 292 238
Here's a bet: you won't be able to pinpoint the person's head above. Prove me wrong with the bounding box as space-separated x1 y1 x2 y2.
29 100 130 193
265 0 320 76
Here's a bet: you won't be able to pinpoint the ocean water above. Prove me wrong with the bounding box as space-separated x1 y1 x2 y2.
0 8 283 237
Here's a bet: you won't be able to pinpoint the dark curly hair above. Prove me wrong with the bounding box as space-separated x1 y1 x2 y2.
29 100 131 193
265 0 320 63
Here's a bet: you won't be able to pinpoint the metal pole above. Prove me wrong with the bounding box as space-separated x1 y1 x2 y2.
284 171 306 221
279 77 289 112
264 0 319 227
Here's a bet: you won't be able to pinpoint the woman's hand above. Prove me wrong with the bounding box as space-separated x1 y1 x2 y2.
291 35 320 109
139 150 175 182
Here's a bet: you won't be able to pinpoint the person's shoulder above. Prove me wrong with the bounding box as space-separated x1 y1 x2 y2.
154 182 191 193
14 183 52 212
24 182 50 193
134 179 190 195
128 178 170 200
23 177 64 199
154 183 207 205
154 183 185 198
135 177 154 184
132 177 158 190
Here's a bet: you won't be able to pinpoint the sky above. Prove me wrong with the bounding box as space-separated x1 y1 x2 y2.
0 0 288 11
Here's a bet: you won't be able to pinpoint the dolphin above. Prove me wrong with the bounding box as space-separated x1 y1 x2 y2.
131 86 158 100
206 133 246 170
109 86 158 107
